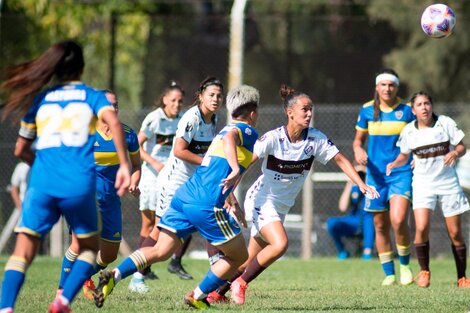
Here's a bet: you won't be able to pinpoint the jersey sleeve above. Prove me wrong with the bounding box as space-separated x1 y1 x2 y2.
126 127 140 155
176 110 198 143
19 96 42 140
140 111 157 139
10 164 23 187
355 106 369 132
314 134 339 165
443 116 465 146
396 124 412 154
253 131 274 159
94 91 114 119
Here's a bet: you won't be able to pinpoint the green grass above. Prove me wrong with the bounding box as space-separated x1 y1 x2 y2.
1 256 470 312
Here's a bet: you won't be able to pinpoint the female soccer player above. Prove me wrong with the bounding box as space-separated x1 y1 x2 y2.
326 164 375 260
0 40 130 313
57 90 141 300
130 81 184 287
353 69 415 286
127 77 224 291
208 84 378 305
386 91 470 288
93 85 261 310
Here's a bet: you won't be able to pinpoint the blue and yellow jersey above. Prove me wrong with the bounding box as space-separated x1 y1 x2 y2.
19 82 114 197
356 99 414 174
176 121 258 207
94 123 139 185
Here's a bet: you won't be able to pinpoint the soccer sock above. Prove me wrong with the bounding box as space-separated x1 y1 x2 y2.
379 251 395 276
196 269 225 299
138 235 146 248
241 256 266 284
61 250 96 303
173 235 192 260
140 238 157 274
396 244 411 266
206 242 225 265
117 250 148 281
58 248 78 289
452 244 467 279
1 256 28 309
415 242 430 271
94 250 108 274
217 270 243 295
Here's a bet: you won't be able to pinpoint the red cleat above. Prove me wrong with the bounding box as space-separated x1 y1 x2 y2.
206 290 230 304
230 277 248 305
48 298 71 313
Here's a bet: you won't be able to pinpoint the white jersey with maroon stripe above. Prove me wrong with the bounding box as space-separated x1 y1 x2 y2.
397 115 465 194
246 126 339 214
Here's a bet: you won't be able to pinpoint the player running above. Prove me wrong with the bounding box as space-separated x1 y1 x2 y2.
207 84 378 305
93 85 260 310
387 91 470 288
353 69 415 286
0 40 130 313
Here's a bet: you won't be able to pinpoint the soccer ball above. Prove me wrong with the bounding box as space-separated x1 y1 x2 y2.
421 4 456 38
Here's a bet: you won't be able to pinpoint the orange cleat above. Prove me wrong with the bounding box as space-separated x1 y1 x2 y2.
415 270 431 288
82 278 96 300
206 290 230 304
458 277 470 288
230 277 248 305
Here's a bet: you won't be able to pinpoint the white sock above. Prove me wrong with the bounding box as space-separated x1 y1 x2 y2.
193 286 206 300
58 295 70 306
114 269 122 283
133 272 144 279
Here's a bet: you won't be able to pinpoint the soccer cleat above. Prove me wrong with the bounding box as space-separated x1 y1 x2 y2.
144 270 159 280
381 275 397 286
0 308 14 313
415 270 431 288
93 270 115 308
48 298 71 313
399 265 414 285
184 291 211 310
457 277 470 288
337 251 350 260
128 277 150 293
206 290 230 304
230 277 248 304
168 261 193 280
82 278 96 300
361 253 372 261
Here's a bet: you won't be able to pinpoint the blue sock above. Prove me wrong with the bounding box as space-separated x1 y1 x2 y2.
381 261 395 276
198 269 226 294
116 257 140 280
1 270 25 309
61 251 96 303
59 248 78 289
396 244 411 266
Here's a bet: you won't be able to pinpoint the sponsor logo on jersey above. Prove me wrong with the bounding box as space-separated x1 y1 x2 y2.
267 154 314 174
304 145 313 156
258 134 267 142
94 141 100 146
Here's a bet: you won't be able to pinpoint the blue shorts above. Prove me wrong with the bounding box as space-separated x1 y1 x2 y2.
158 197 241 246
364 170 412 212
16 187 99 239
97 191 122 242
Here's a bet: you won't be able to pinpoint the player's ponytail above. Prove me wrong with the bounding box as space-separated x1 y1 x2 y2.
1 40 84 122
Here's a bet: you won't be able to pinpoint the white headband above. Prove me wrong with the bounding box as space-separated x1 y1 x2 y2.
375 73 399 86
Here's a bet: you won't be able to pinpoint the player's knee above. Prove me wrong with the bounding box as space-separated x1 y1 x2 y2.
271 238 289 257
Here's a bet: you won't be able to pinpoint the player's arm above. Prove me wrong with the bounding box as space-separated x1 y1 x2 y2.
14 137 35 166
101 110 130 196
173 137 204 165
10 185 21 210
444 140 466 167
386 153 410 176
128 151 141 197
333 152 379 199
352 130 368 165
220 128 241 194
137 132 164 173
338 181 353 213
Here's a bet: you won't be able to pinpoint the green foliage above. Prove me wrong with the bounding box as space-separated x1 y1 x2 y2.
2 256 469 312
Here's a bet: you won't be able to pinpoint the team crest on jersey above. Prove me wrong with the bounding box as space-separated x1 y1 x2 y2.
304 145 313 156
185 122 193 132
258 134 267 142
245 128 252 135
327 139 334 146
395 110 404 120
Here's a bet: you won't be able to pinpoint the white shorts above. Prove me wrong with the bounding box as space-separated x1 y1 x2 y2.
138 168 159 212
155 171 189 217
413 190 470 217
245 197 286 241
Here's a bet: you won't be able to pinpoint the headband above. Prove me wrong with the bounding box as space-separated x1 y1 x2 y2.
375 73 399 86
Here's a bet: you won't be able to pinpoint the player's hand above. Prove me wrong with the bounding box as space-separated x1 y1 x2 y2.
354 147 368 165
385 162 395 176
151 160 164 173
224 200 247 228
129 185 140 197
360 185 379 199
444 151 459 167
115 164 131 197
220 168 240 194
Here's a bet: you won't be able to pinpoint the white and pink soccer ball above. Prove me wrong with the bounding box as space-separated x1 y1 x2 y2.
421 4 456 38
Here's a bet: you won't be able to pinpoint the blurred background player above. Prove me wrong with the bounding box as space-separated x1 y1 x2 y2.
93 85 260 310
353 69 415 286
130 81 184 289
387 91 470 288
208 85 378 305
0 40 130 313
9 161 31 212
57 90 141 300
128 77 224 292
326 164 375 260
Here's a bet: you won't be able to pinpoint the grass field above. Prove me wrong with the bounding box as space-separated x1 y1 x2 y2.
1 256 470 313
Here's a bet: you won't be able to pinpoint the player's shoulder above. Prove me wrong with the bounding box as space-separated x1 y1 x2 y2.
362 100 374 108
307 127 329 140
436 114 455 125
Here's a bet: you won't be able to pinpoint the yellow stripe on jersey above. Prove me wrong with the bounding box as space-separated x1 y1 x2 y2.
20 121 36 129
368 121 407 135
207 139 253 169
94 151 120 166
96 128 112 140
214 208 236 238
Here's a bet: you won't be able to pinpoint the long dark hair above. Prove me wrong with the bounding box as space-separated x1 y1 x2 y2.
1 40 84 121
155 80 185 108
373 68 399 121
